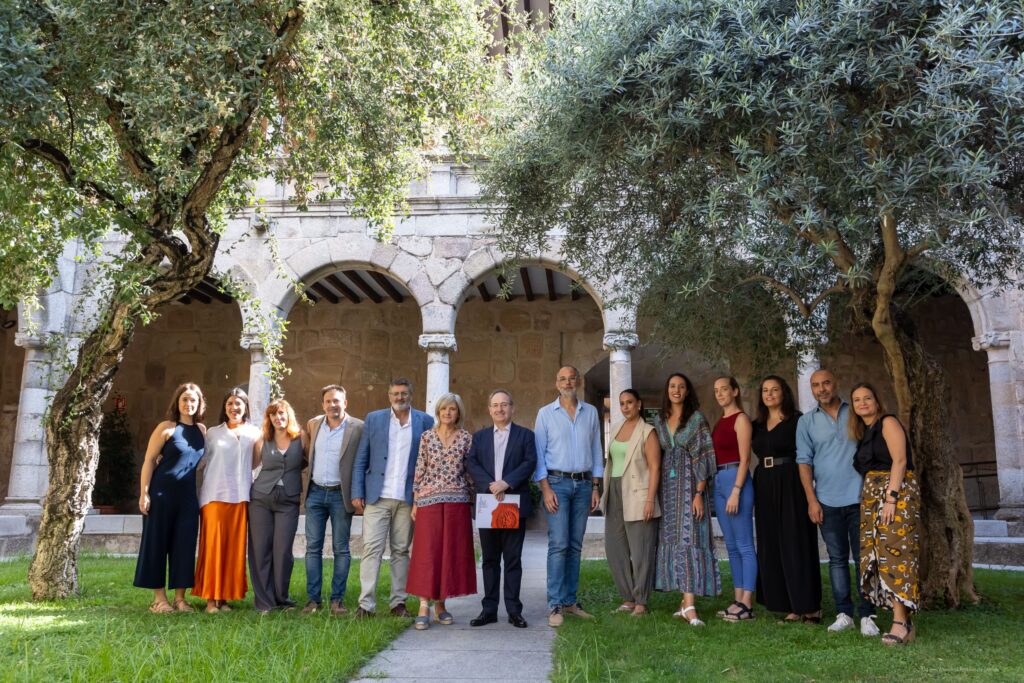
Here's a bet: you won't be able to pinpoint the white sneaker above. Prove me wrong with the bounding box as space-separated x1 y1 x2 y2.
827 613 855 632
860 615 881 637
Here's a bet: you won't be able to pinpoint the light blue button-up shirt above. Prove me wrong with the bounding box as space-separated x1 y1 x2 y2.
796 401 862 507
533 398 604 481
312 416 347 487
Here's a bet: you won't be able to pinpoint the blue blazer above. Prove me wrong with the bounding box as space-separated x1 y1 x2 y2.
466 423 538 519
351 408 434 505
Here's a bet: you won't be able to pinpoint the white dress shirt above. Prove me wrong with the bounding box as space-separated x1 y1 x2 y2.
493 424 510 482
380 410 413 500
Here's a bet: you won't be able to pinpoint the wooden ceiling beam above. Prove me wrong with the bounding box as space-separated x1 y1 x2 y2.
195 280 233 304
311 282 339 304
188 288 212 304
477 282 492 302
496 274 514 302
325 274 361 303
519 267 535 302
346 271 384 304
369 271 405 303
545 268 557 301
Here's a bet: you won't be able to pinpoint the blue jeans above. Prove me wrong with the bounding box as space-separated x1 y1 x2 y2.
304 484 353 604
713 466 757 592
820 502 874 618
545 475 592 609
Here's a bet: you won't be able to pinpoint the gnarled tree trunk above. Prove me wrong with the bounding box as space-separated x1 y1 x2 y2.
28 247 214 600
870 269 977 607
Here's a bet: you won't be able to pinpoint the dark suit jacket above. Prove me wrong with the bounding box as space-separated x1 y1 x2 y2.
466 422 538 519
351 408 434 505
304 414 366 512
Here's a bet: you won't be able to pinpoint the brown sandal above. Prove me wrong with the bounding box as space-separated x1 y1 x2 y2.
149 601 174 614
882 620 915 646
174 599 194 613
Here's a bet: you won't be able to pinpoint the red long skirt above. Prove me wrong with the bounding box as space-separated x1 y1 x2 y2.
192 501 248 601
406 502 477 600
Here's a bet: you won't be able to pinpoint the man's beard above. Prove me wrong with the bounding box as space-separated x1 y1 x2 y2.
392 399 410 411
558 389 577 401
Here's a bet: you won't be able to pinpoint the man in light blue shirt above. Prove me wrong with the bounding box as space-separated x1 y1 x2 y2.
796 369 878 636
534 365 603 627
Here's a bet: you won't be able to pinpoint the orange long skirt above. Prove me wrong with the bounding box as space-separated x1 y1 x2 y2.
192 501 248 601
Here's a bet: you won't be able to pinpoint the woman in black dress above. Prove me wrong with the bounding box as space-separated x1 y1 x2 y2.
135 383 207 613
752 375 821 622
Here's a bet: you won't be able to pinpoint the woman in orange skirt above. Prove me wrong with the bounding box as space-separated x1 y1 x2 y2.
407 393 477 630
193 388 262 612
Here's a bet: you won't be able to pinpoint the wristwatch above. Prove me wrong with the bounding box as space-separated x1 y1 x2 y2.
887 489 899 501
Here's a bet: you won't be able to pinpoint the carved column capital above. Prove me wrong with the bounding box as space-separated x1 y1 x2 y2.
14 332 50 350
972 331 1011 351
418 333 458 352
603 332 639 352
240 333 265 352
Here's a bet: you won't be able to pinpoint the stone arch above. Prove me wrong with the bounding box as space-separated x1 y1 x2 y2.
258 236 435 319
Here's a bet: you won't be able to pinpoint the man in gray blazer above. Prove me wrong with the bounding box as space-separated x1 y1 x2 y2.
351 378 434 617
301 385 365 616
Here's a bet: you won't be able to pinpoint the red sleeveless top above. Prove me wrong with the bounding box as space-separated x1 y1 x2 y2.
711 412 741 466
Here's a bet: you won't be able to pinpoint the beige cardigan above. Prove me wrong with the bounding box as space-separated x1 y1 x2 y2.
600 419 661 522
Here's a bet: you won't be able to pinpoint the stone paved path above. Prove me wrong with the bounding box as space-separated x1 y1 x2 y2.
352 530 554 682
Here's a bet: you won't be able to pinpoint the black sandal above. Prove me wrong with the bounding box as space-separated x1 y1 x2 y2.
716 600 742 618
723 603 755 621
881 620 916 646
801 613 821 624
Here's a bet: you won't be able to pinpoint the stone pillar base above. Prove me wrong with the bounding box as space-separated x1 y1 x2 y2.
994 505 1024 537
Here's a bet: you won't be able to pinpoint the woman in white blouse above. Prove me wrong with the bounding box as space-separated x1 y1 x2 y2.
192 388 261 612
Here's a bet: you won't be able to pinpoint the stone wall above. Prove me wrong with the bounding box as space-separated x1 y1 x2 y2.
825 293 997 513
452 297 605 430
280 299 427 424
109 301 249 463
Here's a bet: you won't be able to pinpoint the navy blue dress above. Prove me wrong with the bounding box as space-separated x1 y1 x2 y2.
134 422 204 589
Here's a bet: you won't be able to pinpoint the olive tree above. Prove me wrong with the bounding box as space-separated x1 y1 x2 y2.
0 0 492 599
482 0 1024 605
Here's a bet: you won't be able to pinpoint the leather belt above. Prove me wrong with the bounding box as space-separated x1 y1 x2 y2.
548 469 591 481
759 456 794 469
312 482 341 491
717 462 741 471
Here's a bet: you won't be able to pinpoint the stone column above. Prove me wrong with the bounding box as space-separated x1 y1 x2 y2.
1 334 55 512
796 350 819 414
604 332 639 424
973 331 1024 533
418 334 457 416
241 335 272 421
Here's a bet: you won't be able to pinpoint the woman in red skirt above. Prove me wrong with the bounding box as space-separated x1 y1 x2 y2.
408 392 477 629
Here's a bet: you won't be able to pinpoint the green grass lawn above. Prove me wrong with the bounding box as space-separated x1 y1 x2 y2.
556 563 1024 682
0 556 408 682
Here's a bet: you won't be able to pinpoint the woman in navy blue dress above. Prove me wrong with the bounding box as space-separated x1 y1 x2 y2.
134 383 207 613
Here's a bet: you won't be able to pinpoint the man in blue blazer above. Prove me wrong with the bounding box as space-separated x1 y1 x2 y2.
465 389 537 628
351 378 434 618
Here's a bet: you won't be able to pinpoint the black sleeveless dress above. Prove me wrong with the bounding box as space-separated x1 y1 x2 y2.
134 422 204 589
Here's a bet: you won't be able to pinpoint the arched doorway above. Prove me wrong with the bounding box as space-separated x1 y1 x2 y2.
0 307 22 502
452 265 605 431
279 268 421 422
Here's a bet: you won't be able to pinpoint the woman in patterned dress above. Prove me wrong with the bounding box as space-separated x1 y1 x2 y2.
654 373 720 626
849 383 920 645
407 392 477 629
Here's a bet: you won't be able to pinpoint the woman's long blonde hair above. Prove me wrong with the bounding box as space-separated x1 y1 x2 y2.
262 399 301 441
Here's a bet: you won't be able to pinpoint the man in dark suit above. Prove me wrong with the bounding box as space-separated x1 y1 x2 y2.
351 378 434 618
466 389 537 628
301 384 365 616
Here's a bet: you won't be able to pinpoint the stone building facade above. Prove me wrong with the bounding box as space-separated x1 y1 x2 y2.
0 160 1022 538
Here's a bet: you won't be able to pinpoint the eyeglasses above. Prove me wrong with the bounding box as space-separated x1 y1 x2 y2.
489 402 511 409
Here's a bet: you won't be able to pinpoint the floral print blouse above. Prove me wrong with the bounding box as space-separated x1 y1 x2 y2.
413 428 473 507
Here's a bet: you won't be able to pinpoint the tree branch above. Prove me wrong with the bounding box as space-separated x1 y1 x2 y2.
104 97 158 191
16 138 140 223
735 274 812 318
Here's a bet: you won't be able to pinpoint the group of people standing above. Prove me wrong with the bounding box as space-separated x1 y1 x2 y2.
593 368 919 646
132 365 921 646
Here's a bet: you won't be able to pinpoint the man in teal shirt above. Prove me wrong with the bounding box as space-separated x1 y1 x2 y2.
796 369 878 636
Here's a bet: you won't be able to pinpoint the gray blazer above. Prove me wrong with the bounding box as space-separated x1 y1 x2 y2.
252 438 305 497
305 414 365 512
